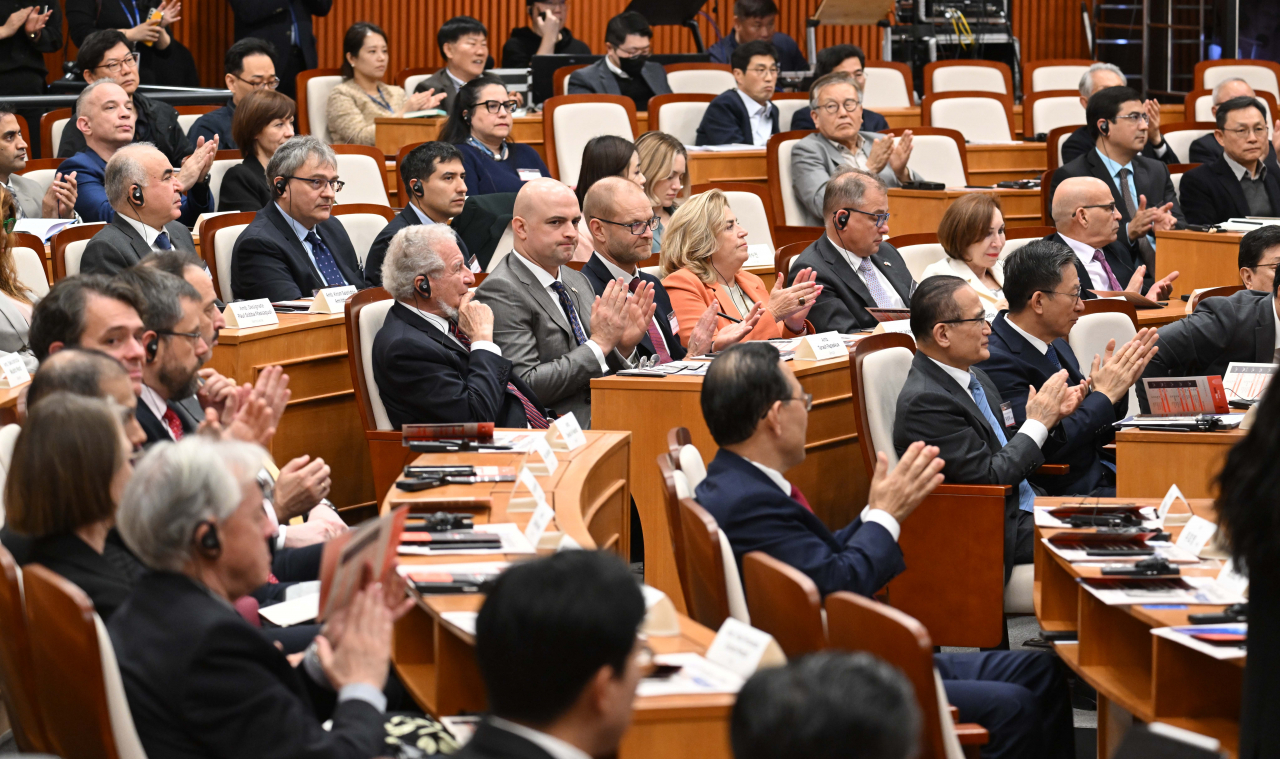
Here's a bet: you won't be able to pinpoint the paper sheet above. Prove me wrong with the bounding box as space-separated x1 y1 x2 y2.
257 593 319 627
14 218 77 242
634 652 746 697
440 611 478 636
397 523 534 556
1151 624 1247 660
1041 537 1201 565
397 561 512 577
1079 575 1247 606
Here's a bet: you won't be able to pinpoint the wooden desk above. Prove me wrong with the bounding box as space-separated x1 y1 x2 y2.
1114 428 1245 499
1034 497 1241 758
208 313 375 508
0 384 23 424
1136 302 1191 328
686 149 768 187
879 106 921 129
387 432 734 759
590 355 867 612
888 188 1041 237
965 143 1047 184
1154 230 1245 300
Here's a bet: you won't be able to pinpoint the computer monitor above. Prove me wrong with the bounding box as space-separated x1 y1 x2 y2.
530 54 603 105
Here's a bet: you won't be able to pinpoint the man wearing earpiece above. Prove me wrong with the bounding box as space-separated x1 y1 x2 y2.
365 141 470 288
79 143 198 276
232 135 368 302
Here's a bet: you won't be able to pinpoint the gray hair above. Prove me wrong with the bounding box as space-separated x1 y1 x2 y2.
808 71 860 112
117 437 267 572
1213 77 1252 103
112 266 199 333
821 165 886 217
104 142 157 207
1077 62 1126 98
382 224 459 302
75 77 120 118
265 135 336 193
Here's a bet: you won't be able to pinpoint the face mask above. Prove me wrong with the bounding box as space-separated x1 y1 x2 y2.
618 54 649 78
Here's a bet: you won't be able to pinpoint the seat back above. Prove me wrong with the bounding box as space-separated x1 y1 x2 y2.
1047 124 1081 172
1169 165 1189 202
208 155 243 211
850 333 917 469
199 212 256 302
998 233 1051 262
774 240 809 278
898 242 947 282
773 93 812 133
1070 304 1141 415
1197 59 1280 98
924 93 1013 142
331 204 396 267
345 288 395 432
678 497 733 630
658 453 694 605
1024 60 1093 94
884 127 969 187
666 424 708 491
332 145 391 206
40 108 71 160
692 183 775 251
175 110 209 135
925 60 1011 96
0 422 19 517
17 157 63 197
1025 91 1086 136
487 223 516 272
402 73 430 95
543 95 638 186
298 70 344 141
1161 124 1215 165
665 64 735 95
12 243 49 298
0 546 50 752
741 552 826 659
863 62 914 108
51 223 106 281
552 64 590 98
773 133 807 225
649 94 714 147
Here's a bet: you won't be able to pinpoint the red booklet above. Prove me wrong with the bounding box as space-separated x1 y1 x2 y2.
317 505 408 621
401 423 495 442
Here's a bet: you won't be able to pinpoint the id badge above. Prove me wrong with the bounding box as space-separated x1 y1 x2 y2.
467 254 481 273
668 312 679 335
517 168 543 182
1000 402 1016 428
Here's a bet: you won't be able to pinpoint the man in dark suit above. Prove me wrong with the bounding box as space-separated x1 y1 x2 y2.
412 16 490 116
187 37 279 151
80 145 198 276
786 168 913 332
366 142 469 287
1049 86 1184 294
110 437 395 759
458 551 645 759
1239 225 1280 292
1181 96 1280 226
695 39 781 147
1061 63 1179 166
896 275 1083 574
707 0 808 72
1188 78 1280 166
227 0 333 100
566 12 671 112
790 44 890 132
696 342 1074 759
977 241 1158 497
373 223 549 430
1138 287 1278 412
232 135 368 302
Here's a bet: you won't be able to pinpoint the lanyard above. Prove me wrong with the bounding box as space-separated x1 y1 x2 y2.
366 86 393 113
120 0 142 28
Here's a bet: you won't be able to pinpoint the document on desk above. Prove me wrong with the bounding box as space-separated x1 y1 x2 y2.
1042 538 1200 564
1223 362 1277 403
1151 624 1247 660
635 652 746 697
1078 576 1247 606
1140 376 1230 415
397 523 535 556
1032 506 1161 529
1115 413 1246 429
257 593 320 627
440 611 478 636
683 144 759 152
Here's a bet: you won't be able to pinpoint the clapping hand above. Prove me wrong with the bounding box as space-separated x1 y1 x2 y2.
685 302 719 356
768 268 822 333
618 279 656 355
711 300 764 351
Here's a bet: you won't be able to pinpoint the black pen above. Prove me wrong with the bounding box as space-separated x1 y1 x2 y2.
717 312 743 323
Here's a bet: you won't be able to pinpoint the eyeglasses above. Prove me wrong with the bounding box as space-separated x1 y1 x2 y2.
1038 286 1084 304
96 52 141 75
1225 125 1270 138
232 73 281 90
1 216 13 233
939 314 988 326
477 99 519 114
1253 262 1280 270
1079 202 1118 214
616 46 651 57
157 328 204 348
746 65 781 77
593 215 659 235
1114 113 1151 124
255 470 276 503
819 99 862 115
784 392 814 411
283 175 345 192
841 207 891 226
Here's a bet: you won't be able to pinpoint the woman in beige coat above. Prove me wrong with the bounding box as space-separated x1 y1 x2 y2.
325 22 446 145
921 193 1009 320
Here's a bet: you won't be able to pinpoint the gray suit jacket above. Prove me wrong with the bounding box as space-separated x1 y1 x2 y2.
785 236 914 333
566 58 672 99
474 252 630 428
8 173 43 219
80 214 197 276
413 68 462 118
791 131 923 227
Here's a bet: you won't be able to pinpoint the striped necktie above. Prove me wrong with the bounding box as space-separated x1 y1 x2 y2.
450 321 549 429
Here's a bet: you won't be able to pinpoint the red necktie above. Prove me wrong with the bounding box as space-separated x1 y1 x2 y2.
162 407 184 440
452 321 549 429
790 484 813 513
629 278 673 364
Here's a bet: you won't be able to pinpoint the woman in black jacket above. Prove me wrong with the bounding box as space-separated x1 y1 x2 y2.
219 88 295 213
64 0 198 87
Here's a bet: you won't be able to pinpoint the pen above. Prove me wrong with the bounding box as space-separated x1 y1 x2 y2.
717 312 743 323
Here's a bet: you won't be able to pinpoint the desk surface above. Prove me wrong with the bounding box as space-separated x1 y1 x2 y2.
1136 302 1191 327
1114 427 1245 499
216 312 345 344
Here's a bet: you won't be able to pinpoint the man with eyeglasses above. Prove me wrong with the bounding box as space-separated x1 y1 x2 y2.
696 39 781 147
1181 96 1280 225
1188 78 1280 166
977 241 1159 498
231 135 368 302
791 44 890 133
707 0 807 73
1050 85 1184 296
791 72 920 227
1238 225 1280 292
1061 63 1179 166
187 37 279 152
567 12 671 112
412 16 491 116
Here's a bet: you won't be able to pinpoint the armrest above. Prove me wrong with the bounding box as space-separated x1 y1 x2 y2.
956 723 990 746
949 705 959 722
933 483 1012 496
1036 464 1070 475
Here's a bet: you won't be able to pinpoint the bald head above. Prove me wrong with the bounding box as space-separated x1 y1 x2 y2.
1051 176 1121 248
512 177 583 273
583 175 642 221
77 80 135 154
585 176 654 269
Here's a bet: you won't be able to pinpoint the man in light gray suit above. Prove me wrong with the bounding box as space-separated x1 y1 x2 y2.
0 107 78 220
475 178 655 428
791 72 920 227
566 12 671 112
81 143 197 276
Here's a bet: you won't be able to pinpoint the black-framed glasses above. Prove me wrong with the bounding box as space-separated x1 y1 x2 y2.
157 328 204 347
784 392 814 411
841 207 891 226
1079 202 1118 214
819 99 862 114
593 215 659 235
1253 262 1280 270
1038 286 1084 304
283 175 345 192
232 73 281 90
96 51 141 74
477 99 519 114
939 314 988 326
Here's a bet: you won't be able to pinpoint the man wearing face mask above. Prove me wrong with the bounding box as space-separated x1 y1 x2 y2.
566 12 671 112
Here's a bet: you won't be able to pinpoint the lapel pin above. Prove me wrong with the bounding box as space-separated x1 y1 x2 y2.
883 261 892 267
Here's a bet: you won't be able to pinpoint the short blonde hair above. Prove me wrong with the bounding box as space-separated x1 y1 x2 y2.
659 188 731 283
636 131 688 209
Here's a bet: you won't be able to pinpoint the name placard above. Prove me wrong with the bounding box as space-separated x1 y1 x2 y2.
527 435 559 476
523 502 556 549
1175 515 1218 557
508 466 548 513
309 285 359 314
0 353 30 388
793 331 847 361
1157 483 1192 526
547 411 587 451
223 298 279 329
705 617 784 679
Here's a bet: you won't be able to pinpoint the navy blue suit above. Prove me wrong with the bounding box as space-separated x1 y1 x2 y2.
790 107 889 133
580 253 686 363
59 149 213 225
695 90 780 146
696 448 1074 759
707 30 808 72
977 313 1122 497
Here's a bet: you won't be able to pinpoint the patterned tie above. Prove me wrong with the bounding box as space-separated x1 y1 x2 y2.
1092 250 1123 291
451 321 549 429
154 230 172 250
1045 344 1063 372
305 230 348 288
789 484 813 513
967 374 1036 512
548 281 589 346
161 407 184 440
857 256 895 308
628 278 673 364
1116 167 1156 270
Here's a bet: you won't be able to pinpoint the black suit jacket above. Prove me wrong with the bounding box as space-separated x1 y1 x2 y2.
219 154 274 213
976 313 1122 496
109 571 384 759
25 531 139 621
231 203 368 302
80 214 197 276
695 89 779 146
1042 231 1131 301
1188 132 1280 168
1061 125 1180 166
136 393 200 447
227 0 331 71
452 721 556 759
1138 289 1276 412
894 351 1044 575
363 207 469 288
580 253 687 361
1179 157 1280 225
372 303 546 430
784 236 914 333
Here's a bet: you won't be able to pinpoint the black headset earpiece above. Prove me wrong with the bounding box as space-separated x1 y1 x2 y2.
1099 120 1110 135
416 275 431 299
833 209 851 230
410 179 424 198
130 184 144 207
146 334 159 363
274 177 288 196
197 520 221 555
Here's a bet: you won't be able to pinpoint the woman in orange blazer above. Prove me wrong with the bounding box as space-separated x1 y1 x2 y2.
660 189 822 349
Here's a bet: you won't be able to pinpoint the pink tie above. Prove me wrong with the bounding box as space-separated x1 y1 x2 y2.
629 278 673 364
1093 250 1123 291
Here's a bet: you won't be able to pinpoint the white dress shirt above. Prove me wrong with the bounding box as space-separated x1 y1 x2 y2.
1003 316 1051 355
488 718 592 759
827 236 906 309
919 256 1004 319
1272 296 1280 358
734 88 775 147
275 202 342 287
140 384 177 441
595 252 674 357
401 301 501 356
605 56 629 79
924 355 1049 447
408 202 441 226
1057 232 1114 291
119 214 173 253
512 252 612 372
747 456 901 541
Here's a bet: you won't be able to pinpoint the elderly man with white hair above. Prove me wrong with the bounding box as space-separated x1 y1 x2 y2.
1060 62 1179 166
1188 77 1280 166
372 223 552 430
109 437 407 759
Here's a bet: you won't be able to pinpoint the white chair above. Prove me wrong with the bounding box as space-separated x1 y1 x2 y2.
676 444 707 490
719 529 750 623
899 243 947 281
17 168 56 197
550 102 633 186
1069 310 1140 411
928 97 1012 142
898 134 967 187
666 69 735 95
306 75 343 143
1202 64 1280 99
1171 172 1185 202
403 74 430 95
0 423 20 522
334 153 390 206
176 113 203 134
1029 65 1092 93
776 137 807 226
998 236 1041 262
63 237 92 278
774 99 811 133
94 614 148 759
215 223 251 302
931 66 1007 94
12 245 48 298
357 299 395 430
863 65 913 108
1030 96 1085 136
208 158 242 212
705 190 774 251
50 117 69 154
335 212 391 267
654 101 710 147
1163 129 1213 164
1055 129 1075 166
486 223 515 272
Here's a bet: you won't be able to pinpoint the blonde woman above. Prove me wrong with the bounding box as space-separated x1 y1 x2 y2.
0 186 37 370
921 193 1008 319
661 189 821 348
636 131 688 253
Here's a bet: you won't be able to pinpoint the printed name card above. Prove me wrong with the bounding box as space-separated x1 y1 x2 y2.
547 411 587 451
309 285 359 314
527 435 559 476
1175 515 1218 557
523 501 556 549
1157 483 1192 526
793 331 847 361
705 618 785 679
0 353 30 388
507 466 548 513
222 298 280 329
1217 558 1249 596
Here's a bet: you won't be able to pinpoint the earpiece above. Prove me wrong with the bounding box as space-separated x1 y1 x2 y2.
833 209 851 230
130 185 144 207
196 520 221 556
274 177 288 196
1099 120 1110 135
416 275 431 298
410 179 424 198
146 335 159 363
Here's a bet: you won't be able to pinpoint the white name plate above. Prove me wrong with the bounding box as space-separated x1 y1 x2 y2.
547 411 587 451
508 466 548 513
705 617 785 679
0 352 30 388
526 435 559 476
223 298 279 329
793 331 847 360
523 502 556 548
309 285 359 314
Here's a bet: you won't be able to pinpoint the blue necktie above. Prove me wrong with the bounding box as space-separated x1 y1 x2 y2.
155 230 172 250
549 281 588 346
1045 344 1062 372
285 0 302 47
305 230 347 288
968 374 1037 512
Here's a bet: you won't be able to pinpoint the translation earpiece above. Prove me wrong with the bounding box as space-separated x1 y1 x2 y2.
833 209 851 230
1099 120 1110 135
274 177 288 196
197 520 221 555
130 184 144 207
410 179 425 198
146 335 159 363
416 275 431 299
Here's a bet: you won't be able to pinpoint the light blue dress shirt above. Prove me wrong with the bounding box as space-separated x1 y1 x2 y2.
274 203 338 286
1094 149 1156 250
